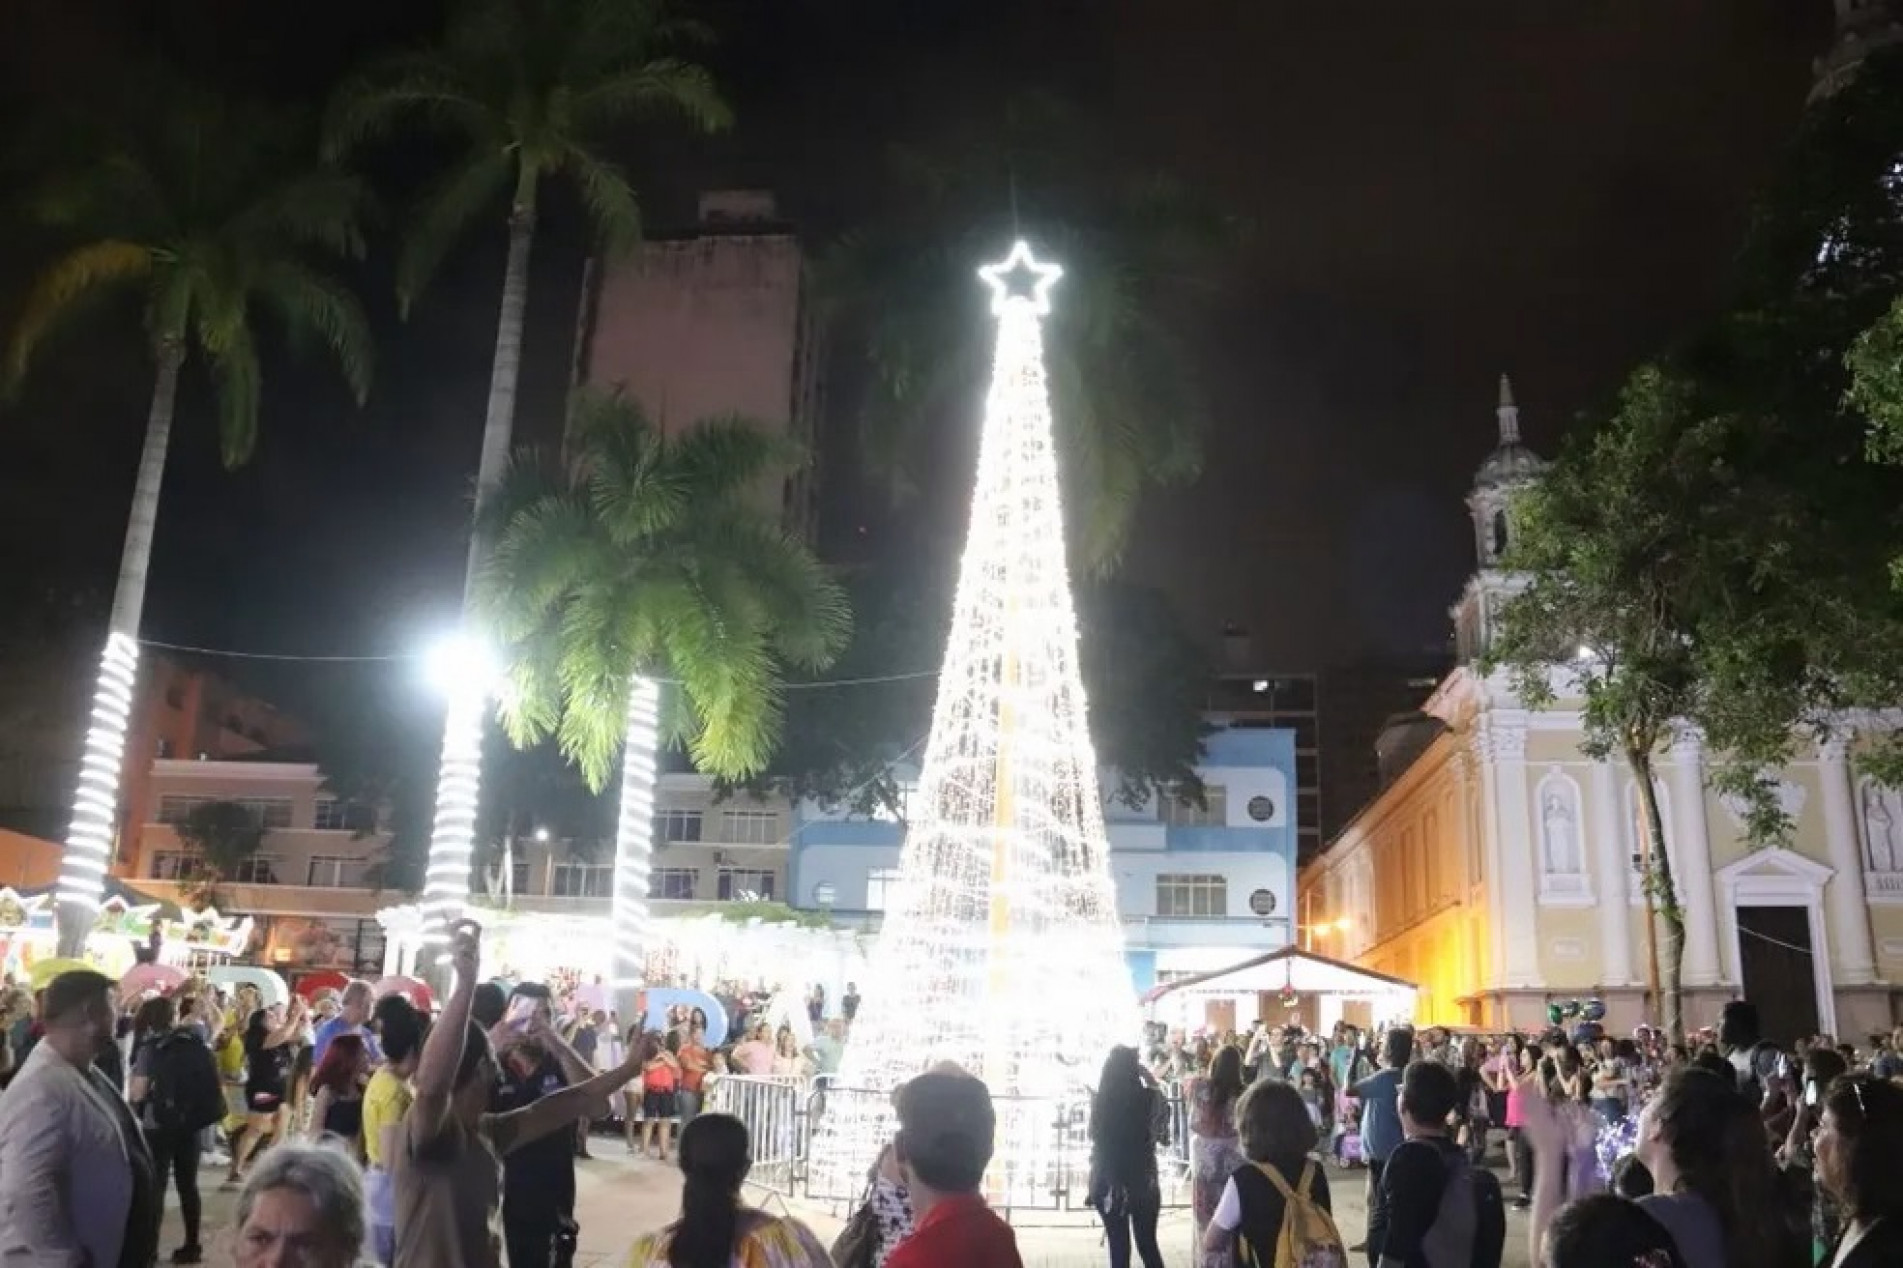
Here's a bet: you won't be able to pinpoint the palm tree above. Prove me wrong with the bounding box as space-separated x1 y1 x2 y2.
5 88 373 955
325 0 732 933
477 390 849 980
823 92 1244 570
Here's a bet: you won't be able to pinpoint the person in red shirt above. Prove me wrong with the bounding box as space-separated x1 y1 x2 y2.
882 1071 1023 1268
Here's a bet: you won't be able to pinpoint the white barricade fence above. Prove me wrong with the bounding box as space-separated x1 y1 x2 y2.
705 1074 808 1192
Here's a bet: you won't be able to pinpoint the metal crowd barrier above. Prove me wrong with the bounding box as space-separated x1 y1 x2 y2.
706 1073 1190 1218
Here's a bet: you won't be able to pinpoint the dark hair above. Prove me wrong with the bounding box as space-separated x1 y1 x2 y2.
1804 1045 1849 1090
1090 1046 1157 1151
470 982 508 1030
1400 1059 1459 1128
311 1033 366 1097
1543 1194 1685 1268
1381 1027 1414 1068
1208 1044 1245 1107
1236 1079 1317 1168
510 982 552 1003
1650 1068 1796 1268
379 1004 426 1066
42 970 113 1025
1821 1073 1903 1224
133 995 176 1037
668 1114 750 1268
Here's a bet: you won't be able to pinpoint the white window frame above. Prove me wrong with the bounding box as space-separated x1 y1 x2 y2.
656 809 703 843
306 855 368 889
1156 873 1228 918
549 861 614 899
150 851 205 881
313 799 352 831
865 866 903 912
650 868 699 900
232 855 281 884
717 867 776 901
719 809 777 846
1161 785 1227 827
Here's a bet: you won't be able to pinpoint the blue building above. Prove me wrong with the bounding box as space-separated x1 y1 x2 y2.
789 726 1297 1002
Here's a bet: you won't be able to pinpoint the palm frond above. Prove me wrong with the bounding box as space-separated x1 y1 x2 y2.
558 144 643 255
566 59 732 134
227 168 371 260
324 63 493 159
256 260 374 403
665 413 801 501
206 324 262 467
397 151 514 315
4 240 151 391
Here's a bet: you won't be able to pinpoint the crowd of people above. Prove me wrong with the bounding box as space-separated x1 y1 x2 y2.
1134 1004 1903 1268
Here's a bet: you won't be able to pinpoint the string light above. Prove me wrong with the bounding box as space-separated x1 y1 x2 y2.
810 242 1139 1204
611 676 660 988
418 633 495 945
55 632 140 952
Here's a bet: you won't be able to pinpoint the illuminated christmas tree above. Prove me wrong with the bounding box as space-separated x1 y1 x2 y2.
812 242 1137 1200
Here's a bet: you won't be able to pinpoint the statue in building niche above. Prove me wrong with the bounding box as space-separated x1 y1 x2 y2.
1542 786 1582 877
1866 783 1899 875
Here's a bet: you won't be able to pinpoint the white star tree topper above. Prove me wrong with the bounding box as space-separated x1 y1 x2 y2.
977 239 1064 316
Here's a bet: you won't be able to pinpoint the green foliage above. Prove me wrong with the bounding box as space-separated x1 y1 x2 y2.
821 91 1245 571
5 78 373 464
476 390 850 787
678 900 831 929
174 800 268 905
325 0 731 312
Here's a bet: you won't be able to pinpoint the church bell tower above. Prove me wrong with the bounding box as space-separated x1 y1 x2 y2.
1452 374 1547 662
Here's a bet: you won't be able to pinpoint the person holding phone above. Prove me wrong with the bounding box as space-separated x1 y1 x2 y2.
392 923 644 1268
226 994 308 1185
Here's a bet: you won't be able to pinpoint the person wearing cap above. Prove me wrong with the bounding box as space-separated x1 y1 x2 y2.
0 968 161 1268
883 1071 1023 1268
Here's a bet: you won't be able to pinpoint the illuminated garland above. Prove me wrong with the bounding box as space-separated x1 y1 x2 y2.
809 242 1139 1204
610 676 661 987
418 636 493 945
56 632 140 950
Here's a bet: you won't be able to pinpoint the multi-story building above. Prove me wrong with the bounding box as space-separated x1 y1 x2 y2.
1206 668 1322 863
129 758 388 973
1298 379 1903 1042
787 726 1300 1009
577 189 825 541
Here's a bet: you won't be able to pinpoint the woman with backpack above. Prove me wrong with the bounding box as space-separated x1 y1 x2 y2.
1089 1045 1168 1268
128 995 224 1265
1202 1079 1340 1267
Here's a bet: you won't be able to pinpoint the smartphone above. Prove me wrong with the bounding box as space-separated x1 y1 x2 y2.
1805 1080 1820 1107
505 996 538 1032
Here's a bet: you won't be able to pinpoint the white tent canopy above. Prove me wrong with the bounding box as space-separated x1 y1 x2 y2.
1143 945 1418 1006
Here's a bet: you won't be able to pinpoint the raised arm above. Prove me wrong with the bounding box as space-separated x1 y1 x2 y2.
410 923 482 1145
498 1047 644 1151
523 1017 597 1086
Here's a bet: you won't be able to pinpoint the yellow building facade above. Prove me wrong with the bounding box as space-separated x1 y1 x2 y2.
1299 382 1903 1043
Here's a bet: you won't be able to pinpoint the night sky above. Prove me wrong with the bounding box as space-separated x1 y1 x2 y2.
0 1 1833 704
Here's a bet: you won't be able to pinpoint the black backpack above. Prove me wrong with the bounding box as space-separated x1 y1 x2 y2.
146 1032 226 1133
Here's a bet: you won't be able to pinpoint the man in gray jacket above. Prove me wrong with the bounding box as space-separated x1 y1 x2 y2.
0 969 158 1267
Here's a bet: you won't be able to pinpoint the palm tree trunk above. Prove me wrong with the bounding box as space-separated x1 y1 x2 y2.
1629 746 1686 1046
418 168 540 964
609 675 662 1021
57 344 184 956
462 167 539 589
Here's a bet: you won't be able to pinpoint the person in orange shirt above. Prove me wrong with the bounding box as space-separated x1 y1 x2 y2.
677 1018 713 1126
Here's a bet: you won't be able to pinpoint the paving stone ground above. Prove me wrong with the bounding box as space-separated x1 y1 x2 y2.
167 1137 1536 1266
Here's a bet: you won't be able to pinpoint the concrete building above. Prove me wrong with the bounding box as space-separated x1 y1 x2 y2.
1206 665 1323 863
1298 379 1903 1042
788 726 1300 1011
578 189 824 540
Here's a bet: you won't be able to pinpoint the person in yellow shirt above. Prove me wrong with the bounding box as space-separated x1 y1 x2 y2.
362 1000 424 1266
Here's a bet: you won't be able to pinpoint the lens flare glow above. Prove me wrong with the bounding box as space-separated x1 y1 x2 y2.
809 241 1138 1203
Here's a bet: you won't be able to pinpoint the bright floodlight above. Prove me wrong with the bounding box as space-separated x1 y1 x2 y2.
810 242 1137 1205
424 632 497 695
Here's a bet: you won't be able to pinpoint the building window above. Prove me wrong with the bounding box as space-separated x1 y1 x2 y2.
865 867 903 911
510 859 531 896
244 799 294 830
313 800 352 831
162 796 293 830
650 868 699 900
550 862 613 898
1156 873 1227 918
717 867 776 901
158 795 204 825
232 856 280 884
307 856 369 888
150 851 205 881
1162 785 1227 827
656 810 703 844
719 810 777 845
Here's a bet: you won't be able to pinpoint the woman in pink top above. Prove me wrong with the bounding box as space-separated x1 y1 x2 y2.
1504 1041 1535 1207
730 1020 777 1076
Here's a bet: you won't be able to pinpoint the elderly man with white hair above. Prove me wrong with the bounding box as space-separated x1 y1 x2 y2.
233 1141 371 1268
313 980 382 1067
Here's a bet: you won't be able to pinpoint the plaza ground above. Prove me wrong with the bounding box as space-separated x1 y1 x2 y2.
163 1143 1537 1267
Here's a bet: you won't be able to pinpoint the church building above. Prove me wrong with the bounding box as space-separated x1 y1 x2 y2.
1296 379 1903 1043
